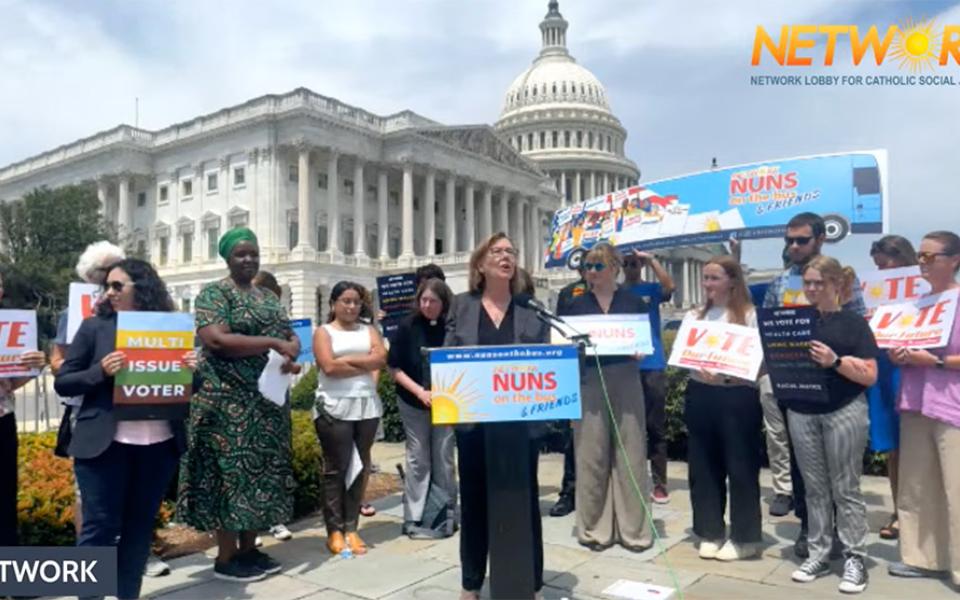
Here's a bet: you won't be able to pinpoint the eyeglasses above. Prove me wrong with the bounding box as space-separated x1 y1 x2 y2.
488 247 519 258
104 281 128 292
582 262 607 272
918 251 955 264
785 236 813 247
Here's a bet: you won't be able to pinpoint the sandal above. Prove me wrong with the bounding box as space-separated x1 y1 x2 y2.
879 514 899 540
360 504 376 517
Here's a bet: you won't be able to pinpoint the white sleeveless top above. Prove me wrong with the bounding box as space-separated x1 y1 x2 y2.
315 323 382 421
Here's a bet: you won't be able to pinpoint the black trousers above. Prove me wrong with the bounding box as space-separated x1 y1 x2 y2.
456 425 543 593
685 381 763 543
641 370 668 487
559 421 576 499
74 439 180 600
314 416 380 534
0 413 18 547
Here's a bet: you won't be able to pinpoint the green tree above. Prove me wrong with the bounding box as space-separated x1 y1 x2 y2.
0 185 110 341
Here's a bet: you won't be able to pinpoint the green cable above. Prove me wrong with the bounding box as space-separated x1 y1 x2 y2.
591 352 684 600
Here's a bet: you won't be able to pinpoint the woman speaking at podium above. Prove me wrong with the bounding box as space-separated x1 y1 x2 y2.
444 232 550 600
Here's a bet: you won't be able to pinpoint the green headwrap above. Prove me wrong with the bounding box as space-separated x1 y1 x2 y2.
218 227 258 260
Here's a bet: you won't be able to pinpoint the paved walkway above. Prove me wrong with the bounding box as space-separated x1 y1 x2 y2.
73 443 959 599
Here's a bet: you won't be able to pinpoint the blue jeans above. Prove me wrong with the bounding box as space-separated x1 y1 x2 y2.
74 439 179 600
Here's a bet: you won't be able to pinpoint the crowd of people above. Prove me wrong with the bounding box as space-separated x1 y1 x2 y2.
0 210 956 599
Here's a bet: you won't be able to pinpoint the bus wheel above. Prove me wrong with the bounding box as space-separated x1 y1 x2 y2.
566 248 586 271
823 214 850 243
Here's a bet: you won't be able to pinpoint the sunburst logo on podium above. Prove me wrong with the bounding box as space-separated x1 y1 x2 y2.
431 370 485 425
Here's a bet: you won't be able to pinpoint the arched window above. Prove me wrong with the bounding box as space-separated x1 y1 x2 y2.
576 131 583 148
552 83 557 94
564 131 571 147
588 131 594 148
540 131 546 149
528 133 534 149
552 131 558 147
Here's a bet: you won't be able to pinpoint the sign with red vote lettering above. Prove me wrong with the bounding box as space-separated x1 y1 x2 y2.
859 266 930 316
0 310 39 378
67 283 101 344
869 288 959 349
668 318 763 380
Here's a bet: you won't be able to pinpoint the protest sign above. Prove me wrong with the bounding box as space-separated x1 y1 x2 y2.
667 318 763 380
376 273 417 339
113 312 195 419
758 307 828 402
550 314 653 356
0 310 39 378
859 266 931 316
429 344 581 425
290 318 315 364
868 288 959 349
66 282 101 344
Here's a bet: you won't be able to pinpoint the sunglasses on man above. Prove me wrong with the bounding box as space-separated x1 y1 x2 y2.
784 235 814 247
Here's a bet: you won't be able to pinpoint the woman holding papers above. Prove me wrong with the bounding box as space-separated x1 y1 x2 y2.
866 235 918 541
445 232 549 600
786 256 878 594
558 242 652 553
680 256 763 562
177 228 300 583
387 277 458 537
313 281 387 556
54 258 196 600
887 230 960 586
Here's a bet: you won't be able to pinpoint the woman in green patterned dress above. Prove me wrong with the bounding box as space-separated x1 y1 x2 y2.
177 228 301 582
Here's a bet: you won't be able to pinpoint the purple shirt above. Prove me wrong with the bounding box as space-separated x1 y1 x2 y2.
898 302 960 428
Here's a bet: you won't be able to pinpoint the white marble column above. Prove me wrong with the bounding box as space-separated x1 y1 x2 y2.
117 175 130 237
464 180 476 250
352 159 365 256
444 174 457 254
96 179 107 219
574 172 582 204
401 162 414 258
498 192 510 235
533 207 543 273
589 171 596 199
424 169 436 257
682 258 691 307
511 196 523 257
560 173 567 207
297 145 313 249
327 150 341 254
603 172 609 193
480 185 493 240
377 169 389 258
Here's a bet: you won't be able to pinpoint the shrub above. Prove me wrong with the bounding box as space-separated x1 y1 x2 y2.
290 409 324 518
17 432 76 546
290 367 318 411
378 370 405 443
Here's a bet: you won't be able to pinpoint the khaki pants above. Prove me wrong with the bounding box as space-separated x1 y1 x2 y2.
898 412 960 585
574 362 651 549
759 374 792 496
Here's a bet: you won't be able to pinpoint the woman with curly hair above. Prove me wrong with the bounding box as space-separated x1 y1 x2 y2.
54 258 197 600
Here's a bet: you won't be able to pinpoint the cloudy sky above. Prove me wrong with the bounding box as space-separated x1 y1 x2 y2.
2 0 958 270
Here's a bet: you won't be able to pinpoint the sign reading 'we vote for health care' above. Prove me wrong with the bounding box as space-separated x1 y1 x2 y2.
113 312 195 411
428 344 581 425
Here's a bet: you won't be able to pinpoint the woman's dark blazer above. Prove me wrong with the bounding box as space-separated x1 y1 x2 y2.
54 313 188 460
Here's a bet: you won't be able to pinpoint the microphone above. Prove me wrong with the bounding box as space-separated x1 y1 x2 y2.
515 294 562 322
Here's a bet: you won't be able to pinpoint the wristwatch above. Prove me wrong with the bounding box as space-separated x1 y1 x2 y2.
936 358 946 369
831 356 842 369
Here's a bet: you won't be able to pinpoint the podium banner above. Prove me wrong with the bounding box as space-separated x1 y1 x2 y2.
429 344 581 425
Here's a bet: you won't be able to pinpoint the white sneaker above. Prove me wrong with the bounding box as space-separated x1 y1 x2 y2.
144 554 170 577
270 524 293 541
715 540 761 561
698 539 723 559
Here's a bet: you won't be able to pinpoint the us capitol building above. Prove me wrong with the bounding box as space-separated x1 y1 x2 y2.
0 1 711 321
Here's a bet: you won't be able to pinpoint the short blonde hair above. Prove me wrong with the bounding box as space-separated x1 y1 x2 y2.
468 232 522 294
76 241 126 284
584 243 621 275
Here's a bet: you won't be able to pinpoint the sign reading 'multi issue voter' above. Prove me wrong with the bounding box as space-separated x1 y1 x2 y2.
113 312 195 412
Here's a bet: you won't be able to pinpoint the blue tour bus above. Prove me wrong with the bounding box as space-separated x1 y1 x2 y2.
546 150 888 269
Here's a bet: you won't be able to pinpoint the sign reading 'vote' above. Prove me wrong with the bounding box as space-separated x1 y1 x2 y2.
113 312 195 407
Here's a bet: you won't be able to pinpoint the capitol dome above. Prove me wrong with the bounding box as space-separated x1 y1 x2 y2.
495 1 639 206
